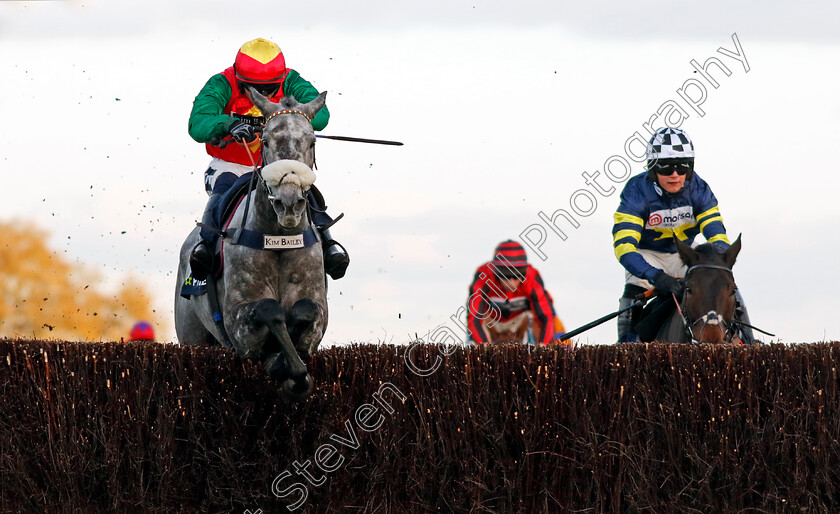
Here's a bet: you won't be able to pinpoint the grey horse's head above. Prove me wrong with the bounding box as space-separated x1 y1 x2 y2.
247 88 327 230
247 87 326 166
261 160 316 229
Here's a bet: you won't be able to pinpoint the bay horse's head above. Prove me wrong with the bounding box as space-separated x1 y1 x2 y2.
247 88 327 230
675 236 742 344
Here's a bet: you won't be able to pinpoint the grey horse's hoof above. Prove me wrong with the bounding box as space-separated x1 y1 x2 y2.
282 374 313 402
264 353 312 401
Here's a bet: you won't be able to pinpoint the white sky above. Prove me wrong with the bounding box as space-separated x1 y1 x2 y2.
1 1 838 345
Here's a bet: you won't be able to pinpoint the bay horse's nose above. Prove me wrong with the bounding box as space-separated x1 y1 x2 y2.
697 311 727 344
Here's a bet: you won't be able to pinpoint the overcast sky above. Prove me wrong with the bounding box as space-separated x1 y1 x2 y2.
1 0 838 345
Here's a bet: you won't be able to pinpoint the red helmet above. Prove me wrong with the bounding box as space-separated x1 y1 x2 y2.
234 38 287 84
490 240 528 268
129 321 155 341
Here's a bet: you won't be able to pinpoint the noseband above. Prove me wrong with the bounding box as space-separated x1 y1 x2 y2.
676 264 738 344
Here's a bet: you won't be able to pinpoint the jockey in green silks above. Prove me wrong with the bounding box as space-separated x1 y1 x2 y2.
187 38 349 281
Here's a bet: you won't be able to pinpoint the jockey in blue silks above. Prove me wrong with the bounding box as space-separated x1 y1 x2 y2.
612 127 754 344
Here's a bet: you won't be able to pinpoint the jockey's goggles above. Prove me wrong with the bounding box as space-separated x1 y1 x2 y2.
651 161 692 176
240 81 282 98
498 268 526 280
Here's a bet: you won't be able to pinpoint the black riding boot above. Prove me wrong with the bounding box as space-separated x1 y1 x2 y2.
189 193 223 281
308 186 349 280
617 284 646 343
320 226 350 280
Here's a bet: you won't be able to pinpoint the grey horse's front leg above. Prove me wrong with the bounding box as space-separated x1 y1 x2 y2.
286 299 326 356
247 299 313 400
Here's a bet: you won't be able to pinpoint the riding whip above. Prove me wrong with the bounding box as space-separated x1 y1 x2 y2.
562 289 658 340
219 132 402 147
316 134 403 146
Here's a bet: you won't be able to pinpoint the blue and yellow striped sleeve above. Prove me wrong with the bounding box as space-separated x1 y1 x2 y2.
612 211 644 261
696 205 729 247
612 209 658 281
692 176 730 250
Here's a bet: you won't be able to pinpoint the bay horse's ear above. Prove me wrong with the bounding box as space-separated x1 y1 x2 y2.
246 86 278 117
675 236 699 267
300 91 327 122
722 234 742 269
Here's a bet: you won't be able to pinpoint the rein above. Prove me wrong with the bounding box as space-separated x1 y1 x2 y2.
231 109 311 244
228 133 262 245
675 263 775 342
673 293 738 345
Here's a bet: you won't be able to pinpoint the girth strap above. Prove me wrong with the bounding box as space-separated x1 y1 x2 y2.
197 222 227 238
206 273 233 348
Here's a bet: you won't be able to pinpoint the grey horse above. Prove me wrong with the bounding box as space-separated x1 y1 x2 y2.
174 90 329 400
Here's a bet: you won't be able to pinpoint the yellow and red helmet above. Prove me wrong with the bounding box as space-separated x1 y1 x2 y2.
234 38 287 84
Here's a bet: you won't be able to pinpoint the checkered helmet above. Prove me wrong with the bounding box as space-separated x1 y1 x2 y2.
646 127 695 161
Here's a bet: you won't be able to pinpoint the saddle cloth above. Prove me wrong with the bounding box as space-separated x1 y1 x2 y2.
213 172 256 233
180 172 320 298
180 174 255 299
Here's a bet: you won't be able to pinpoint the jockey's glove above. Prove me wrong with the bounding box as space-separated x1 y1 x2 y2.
228 119 257 143
652 271 684 298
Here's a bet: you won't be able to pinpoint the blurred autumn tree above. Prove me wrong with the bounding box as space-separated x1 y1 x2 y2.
0 220 161 341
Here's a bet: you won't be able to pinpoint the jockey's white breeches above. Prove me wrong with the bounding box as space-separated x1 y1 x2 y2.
203 158 254 195
625 249 688 289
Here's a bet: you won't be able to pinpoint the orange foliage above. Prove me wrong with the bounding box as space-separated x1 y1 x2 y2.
0 220 160 341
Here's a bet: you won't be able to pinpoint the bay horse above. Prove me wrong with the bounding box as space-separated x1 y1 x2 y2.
483 299 565 345
174 89 329 400
652 236 743 344
484 311 535 344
